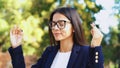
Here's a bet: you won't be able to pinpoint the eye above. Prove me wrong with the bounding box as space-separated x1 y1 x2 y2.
57 20 65 27
51 21 56 27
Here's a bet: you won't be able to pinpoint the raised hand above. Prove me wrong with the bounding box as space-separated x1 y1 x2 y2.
90 23 103 47
10 25 23 48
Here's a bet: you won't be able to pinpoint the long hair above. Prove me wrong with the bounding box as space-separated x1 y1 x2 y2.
49 7 87 46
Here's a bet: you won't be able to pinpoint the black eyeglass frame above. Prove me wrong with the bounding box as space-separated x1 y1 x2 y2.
49 20 70 30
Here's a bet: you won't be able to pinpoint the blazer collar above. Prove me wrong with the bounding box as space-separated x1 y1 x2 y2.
45 44 81 68
45 45 59 68
67 44 81 68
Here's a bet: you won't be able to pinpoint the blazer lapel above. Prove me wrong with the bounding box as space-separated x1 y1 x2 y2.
45 45 59 68
67 44 81 68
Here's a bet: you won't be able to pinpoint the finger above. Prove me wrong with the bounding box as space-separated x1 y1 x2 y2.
21 29 23 32
12 25 17 34
14 25 19 34
90 23 95 28
91 23 100 31
14 25 21 34
91 25 101 38
90 29 94 36
90 23 98 29
19 29 23 36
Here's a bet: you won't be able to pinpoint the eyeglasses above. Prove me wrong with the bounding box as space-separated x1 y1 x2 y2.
49 20 70 30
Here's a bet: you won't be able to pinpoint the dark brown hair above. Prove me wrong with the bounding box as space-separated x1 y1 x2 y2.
49 7 86 46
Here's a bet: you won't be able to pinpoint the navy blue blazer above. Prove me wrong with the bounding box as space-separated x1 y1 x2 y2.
9 44 104 68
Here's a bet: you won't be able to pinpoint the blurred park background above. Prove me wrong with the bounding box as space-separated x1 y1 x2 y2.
0 0 120 68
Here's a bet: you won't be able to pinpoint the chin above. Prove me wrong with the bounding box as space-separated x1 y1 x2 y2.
54 37 62 41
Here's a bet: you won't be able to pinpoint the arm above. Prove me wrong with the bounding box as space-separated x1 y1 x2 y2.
8 45 52 68
8 45 25 68
9 25 25 68
87 23 104 68
9 25 52 68
87 46 104 68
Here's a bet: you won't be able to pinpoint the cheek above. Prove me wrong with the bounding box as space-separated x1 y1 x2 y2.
61 25 73 36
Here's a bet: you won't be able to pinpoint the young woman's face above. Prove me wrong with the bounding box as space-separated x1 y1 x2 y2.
51 13 74 41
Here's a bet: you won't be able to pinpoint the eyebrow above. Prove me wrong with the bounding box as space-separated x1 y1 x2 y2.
52 19 70 22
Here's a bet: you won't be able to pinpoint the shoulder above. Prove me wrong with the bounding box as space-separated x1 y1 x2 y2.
75 44 90 50
75 44 102 50
73 44 90 54
80 45 90 49
43 45 59 54
80 45 90 53
40 45 58 58
78 45 103 53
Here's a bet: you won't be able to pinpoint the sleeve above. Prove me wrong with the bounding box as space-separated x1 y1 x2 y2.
87 46 104 68
9 45 52 68
8 45 25 68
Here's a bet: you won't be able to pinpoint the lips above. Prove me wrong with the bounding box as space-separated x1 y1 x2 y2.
53 33 61 36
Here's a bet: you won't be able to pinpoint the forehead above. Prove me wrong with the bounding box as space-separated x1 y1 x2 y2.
52 13 69 21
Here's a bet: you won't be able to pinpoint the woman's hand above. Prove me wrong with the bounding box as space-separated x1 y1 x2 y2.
10 25 23 48
90 23 103 47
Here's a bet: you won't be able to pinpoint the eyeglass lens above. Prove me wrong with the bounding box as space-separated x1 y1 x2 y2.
50 20 66 29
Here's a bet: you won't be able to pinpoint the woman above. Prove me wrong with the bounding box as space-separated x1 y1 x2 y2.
9 7 104 68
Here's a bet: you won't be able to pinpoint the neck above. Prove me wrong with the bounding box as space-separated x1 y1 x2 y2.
60 37 74 52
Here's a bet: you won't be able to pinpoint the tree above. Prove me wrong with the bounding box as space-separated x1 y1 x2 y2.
103 0 120 67
113 0 120 67
0 0 102 56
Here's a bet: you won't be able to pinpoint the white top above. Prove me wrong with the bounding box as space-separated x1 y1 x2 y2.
51 51 71 68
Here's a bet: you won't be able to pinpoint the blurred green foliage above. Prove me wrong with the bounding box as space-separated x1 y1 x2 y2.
0 0 120 67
